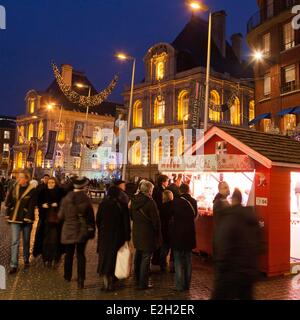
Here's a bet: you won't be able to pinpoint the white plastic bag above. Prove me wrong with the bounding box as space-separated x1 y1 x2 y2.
115 242 132 280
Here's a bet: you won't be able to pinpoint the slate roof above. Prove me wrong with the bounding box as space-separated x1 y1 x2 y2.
44 70 123 117
214 125 300 165
172 16 253 79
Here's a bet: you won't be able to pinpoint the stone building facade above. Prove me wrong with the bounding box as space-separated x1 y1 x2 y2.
247 0 300 134
123 13 255 181
13 64 125 180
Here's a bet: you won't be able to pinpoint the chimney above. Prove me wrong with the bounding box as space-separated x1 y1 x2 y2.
212 11 227 58
61 64 73 87
231 33 243 64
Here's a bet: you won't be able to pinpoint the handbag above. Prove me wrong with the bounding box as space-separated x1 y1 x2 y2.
77 211 95 242
115 242 133 279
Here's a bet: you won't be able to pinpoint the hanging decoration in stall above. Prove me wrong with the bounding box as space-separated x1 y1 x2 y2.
51 62 119 108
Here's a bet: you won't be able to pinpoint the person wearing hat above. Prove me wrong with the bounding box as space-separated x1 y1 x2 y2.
114 180 130 205
58 177 95 289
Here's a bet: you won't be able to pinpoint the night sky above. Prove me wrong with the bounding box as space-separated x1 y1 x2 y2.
0 0 258 116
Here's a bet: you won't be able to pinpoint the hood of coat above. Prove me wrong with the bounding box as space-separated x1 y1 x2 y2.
131 193 151 211
64 190 90 207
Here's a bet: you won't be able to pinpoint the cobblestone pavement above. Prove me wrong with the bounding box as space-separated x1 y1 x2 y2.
1 212 300 300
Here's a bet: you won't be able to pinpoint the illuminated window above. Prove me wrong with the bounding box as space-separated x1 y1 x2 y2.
4 131 10 140
153 138 163 164
17 152 23 169
36 150 43 168
178 91 189 121
74 157 81 169
131 141 142 165
58 123 65 142
38 121 44 140
18 126 25 144
92 127 101 144
264 74 271 96
133 101 143 127
283 21 295 50
262 33 271 57
284 114 296 132
92 154 99 169
266 0 273 18
249 100 255 122
209 90 221 122
154 97 165 125
29 99 35 114
176 136 184 157
28 124 34 141
262 119 271 132
230 97 241 126
156 61 165 80
55 151 64 168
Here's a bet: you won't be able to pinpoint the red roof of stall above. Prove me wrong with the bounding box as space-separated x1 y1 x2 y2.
194 126 300 168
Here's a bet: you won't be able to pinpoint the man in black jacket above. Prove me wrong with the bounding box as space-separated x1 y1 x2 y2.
5 171 37 274
170 183 197 291
212 189 261 300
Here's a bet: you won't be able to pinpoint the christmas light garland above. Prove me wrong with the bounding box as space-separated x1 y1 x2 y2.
51 62 119 108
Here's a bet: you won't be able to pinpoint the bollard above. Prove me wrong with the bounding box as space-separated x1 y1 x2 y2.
0 265 6 290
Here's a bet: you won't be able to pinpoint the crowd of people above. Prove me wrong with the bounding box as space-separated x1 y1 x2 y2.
0 172 262 299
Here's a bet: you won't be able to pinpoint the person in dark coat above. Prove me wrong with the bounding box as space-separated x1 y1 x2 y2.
152 175 169 269
41 178 64 267
170 183 197 291
96 186 131 291
213 181 230 215
0 179 5 204
58 177 95 289
167 174 182 198
212 189 261 300
5 171 37 274
131 180 162 289
113 180 130 205
159 190 174 272
32 174 50 258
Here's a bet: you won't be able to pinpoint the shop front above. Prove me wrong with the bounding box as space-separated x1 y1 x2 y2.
159 125 300 276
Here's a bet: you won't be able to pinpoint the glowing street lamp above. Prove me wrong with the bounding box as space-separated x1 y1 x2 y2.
115 52 136 180
253 50 264 62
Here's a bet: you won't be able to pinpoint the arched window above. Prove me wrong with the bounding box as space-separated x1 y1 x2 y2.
93 127 101 144
18 126 25 144
130 141 142 165
58 123 65 142
153 138 163 164
231 97 241 126
176 136 184 157
29 99 35 114
156 61 165 80
249 100 255 123
209 90 221 122
36 150 43 168
17 152 23 169
55 150 64 168
178 90 189 121
133 101 143 127
74 157 81 170
154 96 165 125
28 124 34 141
91 154 99 169
38 121 44 140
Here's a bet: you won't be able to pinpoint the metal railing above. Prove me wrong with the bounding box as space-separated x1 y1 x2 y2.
247 0 298 33
281 81 300 94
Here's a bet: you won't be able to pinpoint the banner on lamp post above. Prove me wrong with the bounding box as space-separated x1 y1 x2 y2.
26 139 36 162
70 121 85 157
45 130 57 160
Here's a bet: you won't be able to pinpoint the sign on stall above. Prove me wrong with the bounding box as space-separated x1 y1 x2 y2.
256 197 268 207
159 154 255 172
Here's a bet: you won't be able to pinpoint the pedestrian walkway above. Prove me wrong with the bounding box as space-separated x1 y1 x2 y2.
0 215 300 300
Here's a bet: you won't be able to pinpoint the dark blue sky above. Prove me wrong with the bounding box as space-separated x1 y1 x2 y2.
0 0 258 116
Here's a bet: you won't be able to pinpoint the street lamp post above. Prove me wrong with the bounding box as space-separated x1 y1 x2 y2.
188 1 211 132
116 53 136 181
75 83 92 176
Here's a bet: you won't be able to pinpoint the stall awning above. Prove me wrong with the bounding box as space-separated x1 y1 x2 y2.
292 106 300 114
278 107 296 116
249 112 271 125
